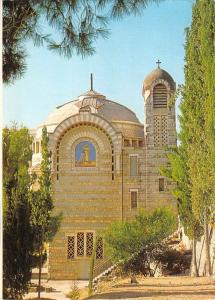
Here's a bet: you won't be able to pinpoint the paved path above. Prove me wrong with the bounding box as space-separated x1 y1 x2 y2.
25 279 88 300
87 276 215 300
25 276 215 300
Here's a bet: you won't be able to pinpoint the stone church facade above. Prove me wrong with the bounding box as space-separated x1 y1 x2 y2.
31 67 177 279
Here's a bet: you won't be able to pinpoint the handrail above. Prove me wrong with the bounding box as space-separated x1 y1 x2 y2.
93 256 114 279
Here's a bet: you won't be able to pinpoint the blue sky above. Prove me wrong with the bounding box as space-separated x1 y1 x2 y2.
4 0 194 130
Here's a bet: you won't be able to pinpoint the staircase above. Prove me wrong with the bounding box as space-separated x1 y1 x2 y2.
92 257 118 290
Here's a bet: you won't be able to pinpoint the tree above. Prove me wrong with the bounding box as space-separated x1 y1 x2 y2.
104 207 176 276
3 0 164 84
30 126 61 298
181 0 215 276
161 146 203 276
3 125 34 299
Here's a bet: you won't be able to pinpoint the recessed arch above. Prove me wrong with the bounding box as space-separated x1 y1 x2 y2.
50 113 121 153
49 113 123 180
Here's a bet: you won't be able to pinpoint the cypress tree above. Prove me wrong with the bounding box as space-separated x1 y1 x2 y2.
30 126 61 298
181 0 215 276
161 145 202 276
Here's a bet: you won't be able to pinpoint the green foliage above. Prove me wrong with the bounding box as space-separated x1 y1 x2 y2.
66 281 80 300
104 207 176 263
3 125 34 299
30 126 61 297
3 0 164 84
165 0 215 276
160 146 203 240
180 0 215 224
30 127 61 245
121 246 191 276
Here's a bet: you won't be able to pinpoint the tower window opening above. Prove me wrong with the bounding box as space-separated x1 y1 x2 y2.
153 84 167 108
130 190 138 209
159 178 165 192
130 155 138 176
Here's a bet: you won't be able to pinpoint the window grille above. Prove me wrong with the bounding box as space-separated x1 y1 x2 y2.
131 191 138 209
77 232 84 256
96 237 104 259
153 84 167 108
154 115 168 146
130 156 138 176
67 236 75 259
86 232 94 256
161 116 168 145
159 178 165 192
153 116 160 146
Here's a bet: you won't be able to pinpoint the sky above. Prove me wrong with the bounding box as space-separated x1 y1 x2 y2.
4 0 194 130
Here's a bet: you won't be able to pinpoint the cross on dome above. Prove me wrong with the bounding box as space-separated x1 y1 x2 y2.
156 59 161 69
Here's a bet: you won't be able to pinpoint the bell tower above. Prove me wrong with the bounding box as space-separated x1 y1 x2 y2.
142 63 177 209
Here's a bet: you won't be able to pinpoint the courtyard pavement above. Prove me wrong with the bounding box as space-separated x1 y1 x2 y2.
24 279 89 300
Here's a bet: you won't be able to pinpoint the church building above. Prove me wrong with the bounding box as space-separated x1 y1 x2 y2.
31 65 177 279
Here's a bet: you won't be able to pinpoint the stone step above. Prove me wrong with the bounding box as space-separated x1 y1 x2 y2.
31 267 48 280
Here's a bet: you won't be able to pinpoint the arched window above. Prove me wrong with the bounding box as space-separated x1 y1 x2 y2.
153 84 167 108
75 141 96 167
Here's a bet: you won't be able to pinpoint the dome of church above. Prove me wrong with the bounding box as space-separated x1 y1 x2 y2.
42 89 141 132
143 68 175 91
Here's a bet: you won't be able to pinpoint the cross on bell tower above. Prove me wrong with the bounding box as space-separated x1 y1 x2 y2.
156 59 161 69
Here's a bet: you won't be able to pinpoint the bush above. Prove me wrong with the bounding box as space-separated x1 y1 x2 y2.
66 281 80 300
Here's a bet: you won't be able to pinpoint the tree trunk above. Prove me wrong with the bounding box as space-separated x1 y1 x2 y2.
38 249 42 299
191 237 199 277
204 211 212 276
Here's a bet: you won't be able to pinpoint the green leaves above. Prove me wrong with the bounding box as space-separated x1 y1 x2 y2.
3 125 34 299
104 207 176 262
182 0 215 223
3 0 164 84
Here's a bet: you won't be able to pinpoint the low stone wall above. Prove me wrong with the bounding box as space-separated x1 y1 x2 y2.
182 226 215 275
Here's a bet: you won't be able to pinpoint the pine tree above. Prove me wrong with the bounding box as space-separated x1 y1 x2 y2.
181 0 215 276
30 126 61 298
3 126 34 299
3 0 164 84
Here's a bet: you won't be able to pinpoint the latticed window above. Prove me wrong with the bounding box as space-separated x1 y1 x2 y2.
86 232 94 256
77 232 84 256
161 116 168 145
130 190 138 209
153 84 167 108
130 155 138 176
67 236 75 259
96 237 104 259
154 115 168 146
153 116 160 146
